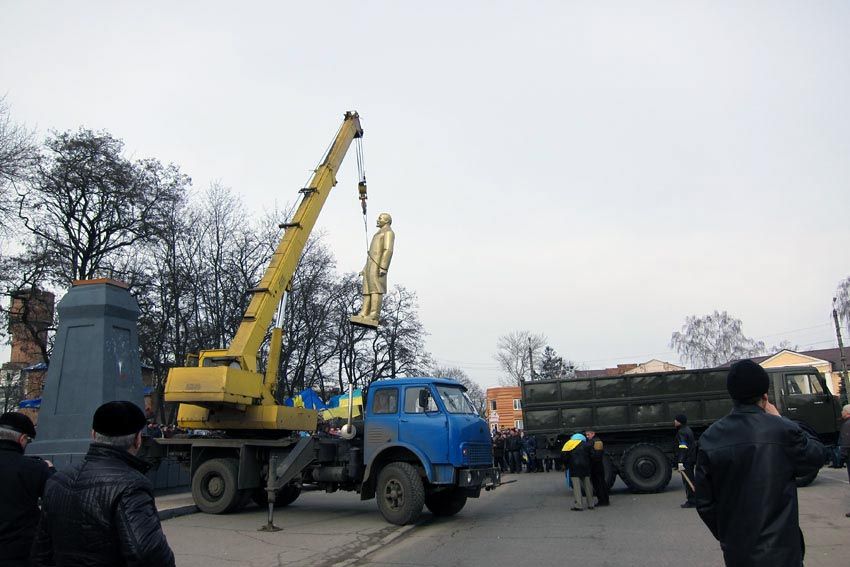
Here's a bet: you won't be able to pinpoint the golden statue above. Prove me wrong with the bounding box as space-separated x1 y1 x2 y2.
350 212 395 328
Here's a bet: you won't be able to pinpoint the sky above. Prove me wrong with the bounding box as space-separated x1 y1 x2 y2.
2 1 849 389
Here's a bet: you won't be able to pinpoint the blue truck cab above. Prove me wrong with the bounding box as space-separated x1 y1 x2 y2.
361 377 500 524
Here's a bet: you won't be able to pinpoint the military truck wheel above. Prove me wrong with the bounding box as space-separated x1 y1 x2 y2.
192 458 241 514
795 469 819 487
376 462 425 525
251 483 301 507
425 489 467 517
619 443 672 493
603 454 617 489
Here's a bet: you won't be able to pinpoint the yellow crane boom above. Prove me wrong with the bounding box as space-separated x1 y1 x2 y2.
165 111 364 431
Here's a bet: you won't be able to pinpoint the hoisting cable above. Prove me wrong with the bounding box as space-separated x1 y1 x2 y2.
356 137 368 218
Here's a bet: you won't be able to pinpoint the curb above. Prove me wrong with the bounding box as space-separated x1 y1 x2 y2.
158 505 198 521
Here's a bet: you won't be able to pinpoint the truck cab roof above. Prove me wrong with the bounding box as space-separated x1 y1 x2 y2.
370 377 466 390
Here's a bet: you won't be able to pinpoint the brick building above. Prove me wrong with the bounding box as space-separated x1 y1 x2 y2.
485 386 524 431
1 288 54 420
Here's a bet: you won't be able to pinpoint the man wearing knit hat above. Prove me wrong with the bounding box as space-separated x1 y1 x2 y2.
694 360 826 567
0 412 54 567
31 401 174 566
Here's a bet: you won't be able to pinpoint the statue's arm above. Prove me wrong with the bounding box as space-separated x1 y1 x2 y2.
379 231 395 274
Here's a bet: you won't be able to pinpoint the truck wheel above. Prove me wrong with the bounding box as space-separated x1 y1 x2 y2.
376 462 425 525
603 454 617 489
619 443 672 493
795 469 819 487
425 489 467 517
251 483 302 507
192 458 241 514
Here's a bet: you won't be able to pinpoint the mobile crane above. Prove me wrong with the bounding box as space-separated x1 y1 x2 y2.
157 112 499 527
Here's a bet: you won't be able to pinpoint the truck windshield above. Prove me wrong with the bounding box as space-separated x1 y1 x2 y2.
436 386 478 414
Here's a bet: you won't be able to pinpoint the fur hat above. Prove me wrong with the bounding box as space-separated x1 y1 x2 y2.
727 359 770 401
92 401 146 437
0 411 36 438
674 414 687 425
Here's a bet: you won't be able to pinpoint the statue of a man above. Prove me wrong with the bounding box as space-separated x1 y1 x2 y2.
351 212 395 328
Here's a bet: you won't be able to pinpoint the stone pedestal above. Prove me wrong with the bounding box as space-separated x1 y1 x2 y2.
27 279 144 469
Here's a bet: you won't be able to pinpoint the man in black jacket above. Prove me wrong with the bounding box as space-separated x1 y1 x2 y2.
31 401 175 567
695 360 825 567
585 430 609 506
674 413 697 508
0 412 54 567
839 403 850 518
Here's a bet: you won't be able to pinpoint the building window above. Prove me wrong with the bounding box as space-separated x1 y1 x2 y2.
489 399 497 411
515 419 524 430
513 399 521 411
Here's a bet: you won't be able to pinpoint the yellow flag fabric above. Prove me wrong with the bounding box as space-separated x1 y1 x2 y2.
561 439 581 452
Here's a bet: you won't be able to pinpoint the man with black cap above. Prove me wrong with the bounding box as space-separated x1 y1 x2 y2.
673 413 697 508
0 412 54 567
31 401 175 567
695 359 825 567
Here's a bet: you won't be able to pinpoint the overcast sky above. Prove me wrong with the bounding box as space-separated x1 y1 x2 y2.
2 1 849 389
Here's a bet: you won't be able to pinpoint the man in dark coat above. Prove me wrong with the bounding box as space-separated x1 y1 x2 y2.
522 431 538 472
695 360 825 567
505 429 522 473
562 434 594 511
585 430 609 506
840 403 850 518
492 431 507 472
674 413 697 508
31 401 175 567
0 412 54 567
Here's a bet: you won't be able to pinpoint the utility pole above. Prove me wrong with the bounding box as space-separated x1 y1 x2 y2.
527 337 535 381
832 298 849 406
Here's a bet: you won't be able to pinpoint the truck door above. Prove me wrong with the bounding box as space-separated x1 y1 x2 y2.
399 385 448 464
364 387 400 466
779 371 834 434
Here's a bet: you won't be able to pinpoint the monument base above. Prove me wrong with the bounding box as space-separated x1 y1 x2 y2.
349 315 379 329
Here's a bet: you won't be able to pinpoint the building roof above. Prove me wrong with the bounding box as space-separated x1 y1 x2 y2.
724 347 848 368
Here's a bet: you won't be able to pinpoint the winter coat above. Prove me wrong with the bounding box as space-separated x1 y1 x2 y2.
31 443 175 567
561 440 592 478
0 440 54 563
675 425 697 466
695 404 826 567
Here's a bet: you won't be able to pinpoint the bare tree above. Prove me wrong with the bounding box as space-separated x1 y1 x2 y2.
670 310 766 368
494 330 547 386
429 364 486 415
0 96 35 233
836 276 850 331
17 130 182 284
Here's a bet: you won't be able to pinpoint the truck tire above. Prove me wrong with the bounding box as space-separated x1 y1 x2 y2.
603 453 617 489
795 469 819 487
424 489 467 517
619 443 672 493
376 462 425 525
192 458 242 514
251 483 302 507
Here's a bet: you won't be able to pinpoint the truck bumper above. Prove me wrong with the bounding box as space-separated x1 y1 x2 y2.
457 467 500 490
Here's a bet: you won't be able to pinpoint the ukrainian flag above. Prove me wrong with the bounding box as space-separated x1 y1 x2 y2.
561 433 587 452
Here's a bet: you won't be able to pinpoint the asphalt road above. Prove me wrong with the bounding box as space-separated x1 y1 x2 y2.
162 467 850 567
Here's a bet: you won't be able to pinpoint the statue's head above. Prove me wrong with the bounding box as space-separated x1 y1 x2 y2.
377 212 392 227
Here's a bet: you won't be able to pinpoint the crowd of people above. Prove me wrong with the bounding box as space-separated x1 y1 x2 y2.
490 359 850 566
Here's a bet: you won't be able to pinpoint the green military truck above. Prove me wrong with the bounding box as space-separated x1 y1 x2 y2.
521 365 842 492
